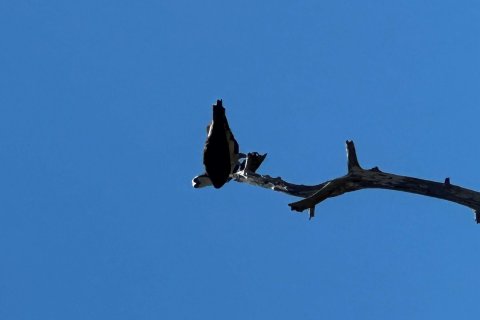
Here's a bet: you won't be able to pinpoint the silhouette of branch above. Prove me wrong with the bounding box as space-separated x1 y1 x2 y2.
232 141 480 223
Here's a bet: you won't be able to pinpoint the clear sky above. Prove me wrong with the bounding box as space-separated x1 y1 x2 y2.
1 1 480 319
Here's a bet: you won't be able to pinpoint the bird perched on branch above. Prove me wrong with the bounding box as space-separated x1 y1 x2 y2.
192 100 244 189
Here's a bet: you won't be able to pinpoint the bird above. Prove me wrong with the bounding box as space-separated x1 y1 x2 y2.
192 100 244 189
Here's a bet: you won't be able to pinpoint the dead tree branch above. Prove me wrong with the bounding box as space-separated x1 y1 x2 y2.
232 141 480 223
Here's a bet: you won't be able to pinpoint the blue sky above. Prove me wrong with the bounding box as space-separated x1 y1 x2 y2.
1 0 480 319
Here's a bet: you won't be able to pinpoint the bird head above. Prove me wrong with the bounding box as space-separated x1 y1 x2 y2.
192 174 212 188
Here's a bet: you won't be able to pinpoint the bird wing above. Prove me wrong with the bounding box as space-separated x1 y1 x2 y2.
225 124 240 173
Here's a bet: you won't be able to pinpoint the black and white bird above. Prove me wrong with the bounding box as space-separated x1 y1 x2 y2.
192 100 244 189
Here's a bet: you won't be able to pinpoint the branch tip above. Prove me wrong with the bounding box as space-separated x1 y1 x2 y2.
346 140 361 172
288 203 303 213
475 210 480 224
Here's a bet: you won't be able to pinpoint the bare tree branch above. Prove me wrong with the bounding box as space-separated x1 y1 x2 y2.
232 141 480 223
